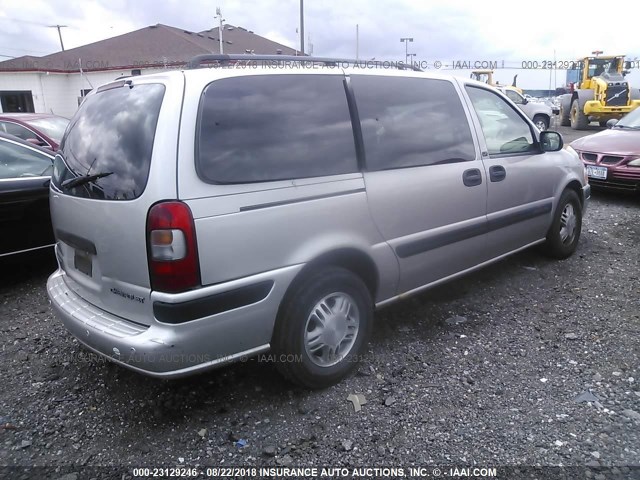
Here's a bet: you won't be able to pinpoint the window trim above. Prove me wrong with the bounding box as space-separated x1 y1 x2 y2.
194 74 360 185
464 84 542 159
343 75 367 172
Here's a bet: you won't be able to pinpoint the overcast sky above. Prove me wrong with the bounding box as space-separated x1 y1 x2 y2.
1 0 639 89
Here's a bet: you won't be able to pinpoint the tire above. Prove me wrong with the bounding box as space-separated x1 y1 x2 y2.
559 98 571 126
542 190 582 259
599 120 608 127
570 99 589 130
271 266 373 389
533 114 549 131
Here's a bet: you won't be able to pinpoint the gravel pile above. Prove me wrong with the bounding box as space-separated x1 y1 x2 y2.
1 191 638 479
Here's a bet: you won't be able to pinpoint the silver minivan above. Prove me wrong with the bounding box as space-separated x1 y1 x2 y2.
47 55 590 388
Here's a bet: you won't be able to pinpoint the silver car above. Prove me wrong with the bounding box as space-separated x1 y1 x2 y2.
498 87 554 131
47 56 590 388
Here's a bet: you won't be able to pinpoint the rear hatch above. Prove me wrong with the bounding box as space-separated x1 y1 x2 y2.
50 73 184 326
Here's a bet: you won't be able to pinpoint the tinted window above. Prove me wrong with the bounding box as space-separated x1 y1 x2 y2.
466 86 536 156
0 122 40 143
197 75 357 183
350 76 476 171
53 84 165 200
0 138 52 179
26 116 69 143
504 89 523 104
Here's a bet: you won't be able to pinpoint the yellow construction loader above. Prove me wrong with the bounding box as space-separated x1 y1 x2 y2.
559 55 640 129
470 70 523 94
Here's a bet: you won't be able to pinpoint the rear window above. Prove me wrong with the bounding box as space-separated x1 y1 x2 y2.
25 116 69 143
53 83 165 200
196 74 357 183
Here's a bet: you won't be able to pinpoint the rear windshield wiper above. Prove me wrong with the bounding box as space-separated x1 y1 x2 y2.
61 172 113 190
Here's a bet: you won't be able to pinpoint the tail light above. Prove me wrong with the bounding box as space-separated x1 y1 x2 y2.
146 201 201 293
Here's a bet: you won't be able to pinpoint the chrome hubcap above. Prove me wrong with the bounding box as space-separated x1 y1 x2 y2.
536 120 547 131
559 203 577 244
304 293 359 367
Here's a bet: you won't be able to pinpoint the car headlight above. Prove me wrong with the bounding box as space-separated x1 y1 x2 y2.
627 157 640 167
564 145 578 156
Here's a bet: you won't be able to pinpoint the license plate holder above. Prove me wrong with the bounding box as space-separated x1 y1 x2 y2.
74 250 93 277
586 165 607 180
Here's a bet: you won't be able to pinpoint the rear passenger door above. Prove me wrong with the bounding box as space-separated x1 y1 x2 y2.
350 74 489 295
464 85 557 259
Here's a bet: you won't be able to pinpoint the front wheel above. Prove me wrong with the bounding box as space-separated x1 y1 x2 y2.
542 190 582 259
533 114 549 131
271 266 373 389
570 99 589 130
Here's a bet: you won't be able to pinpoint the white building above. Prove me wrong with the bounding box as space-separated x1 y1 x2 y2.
0 23 297 118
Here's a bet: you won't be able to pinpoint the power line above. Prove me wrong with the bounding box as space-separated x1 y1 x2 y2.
0 17 56 28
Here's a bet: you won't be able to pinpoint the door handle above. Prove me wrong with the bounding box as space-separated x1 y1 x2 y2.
489 165 506 182
462 168 482 187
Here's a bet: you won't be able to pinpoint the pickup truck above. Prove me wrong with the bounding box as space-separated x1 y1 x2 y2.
497 86 555 131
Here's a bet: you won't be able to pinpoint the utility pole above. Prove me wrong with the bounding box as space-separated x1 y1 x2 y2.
216 7 224 54
299 0 305 55
49 25 67 51
400 37 413 65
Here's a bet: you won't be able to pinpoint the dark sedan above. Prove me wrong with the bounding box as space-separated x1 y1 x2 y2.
571 108 640 191
0 133 55 257
0 113 69 151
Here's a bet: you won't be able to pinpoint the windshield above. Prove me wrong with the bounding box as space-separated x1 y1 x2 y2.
616 107 640 128
26 116 69 143
52 83 165 200
588 58 620 77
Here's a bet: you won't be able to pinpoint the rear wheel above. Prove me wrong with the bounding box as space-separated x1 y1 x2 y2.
559 99 571 126
542 190 582 259
570 99 589 130
599 120 608 127
272 266 373 389
533 114 549 131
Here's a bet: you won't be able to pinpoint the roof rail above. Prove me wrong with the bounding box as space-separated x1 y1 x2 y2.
186 54 423 72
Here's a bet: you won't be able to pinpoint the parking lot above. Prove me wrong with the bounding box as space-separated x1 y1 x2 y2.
1 125 639 477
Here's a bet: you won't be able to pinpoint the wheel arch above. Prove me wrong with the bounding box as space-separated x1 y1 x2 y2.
563 180 585 208
284 247 380 303
532 112 550 125
572 89 595 107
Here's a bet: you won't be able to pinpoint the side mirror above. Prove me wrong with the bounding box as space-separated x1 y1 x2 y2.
540 131 563 152
606 119 618 128
625 61 632 70
521 97 528 105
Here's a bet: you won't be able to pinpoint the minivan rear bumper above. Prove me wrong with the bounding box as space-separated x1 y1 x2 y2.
47 263 302 378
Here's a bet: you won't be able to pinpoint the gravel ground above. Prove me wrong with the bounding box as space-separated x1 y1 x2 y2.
1 126 639 479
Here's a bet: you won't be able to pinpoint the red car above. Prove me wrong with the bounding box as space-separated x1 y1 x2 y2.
0 113 69 151
571 107 640 192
